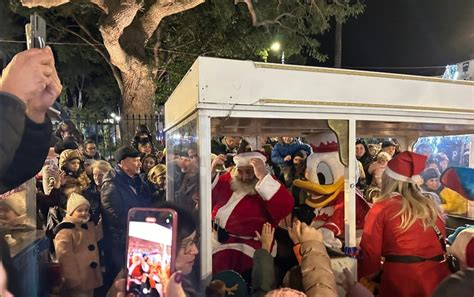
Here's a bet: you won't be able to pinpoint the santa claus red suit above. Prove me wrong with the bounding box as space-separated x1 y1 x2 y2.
211 152 294 275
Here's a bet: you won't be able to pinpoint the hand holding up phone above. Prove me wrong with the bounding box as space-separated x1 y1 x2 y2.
0 47 62 123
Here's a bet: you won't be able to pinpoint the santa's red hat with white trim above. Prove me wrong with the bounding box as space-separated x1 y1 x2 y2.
384 151 427 183
233 151 267 167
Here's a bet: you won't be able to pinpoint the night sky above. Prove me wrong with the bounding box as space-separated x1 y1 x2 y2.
319 0 474 76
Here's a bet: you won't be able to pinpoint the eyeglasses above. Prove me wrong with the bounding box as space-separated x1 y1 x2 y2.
181 234 199 254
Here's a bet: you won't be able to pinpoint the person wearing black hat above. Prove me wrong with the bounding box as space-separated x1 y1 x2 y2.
381 140 397 157
100 145 152 290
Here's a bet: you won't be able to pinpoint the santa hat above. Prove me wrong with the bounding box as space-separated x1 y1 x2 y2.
233 151 267 167
307 132 339 153
384 151 427 183
66 192 90 215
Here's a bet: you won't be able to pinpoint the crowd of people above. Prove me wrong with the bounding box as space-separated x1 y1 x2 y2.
1 48 473 297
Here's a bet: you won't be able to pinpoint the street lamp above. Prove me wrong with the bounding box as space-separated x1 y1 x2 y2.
271 42 285 64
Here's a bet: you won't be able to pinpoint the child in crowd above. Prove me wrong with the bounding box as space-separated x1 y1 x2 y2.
54 193 102 297
368 152 391 189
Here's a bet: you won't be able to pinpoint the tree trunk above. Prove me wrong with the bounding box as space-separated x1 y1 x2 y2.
120 64 157 141
334 21 342 68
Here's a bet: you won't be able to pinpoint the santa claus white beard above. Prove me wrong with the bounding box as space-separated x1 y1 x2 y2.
230 173 258 195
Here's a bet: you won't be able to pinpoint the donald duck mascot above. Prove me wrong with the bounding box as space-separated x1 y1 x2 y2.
293 131 370 249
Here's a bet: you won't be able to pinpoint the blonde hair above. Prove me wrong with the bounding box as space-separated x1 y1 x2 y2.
91 160 112 173
376 151 392 163
148 164 166 183
377 172 440 231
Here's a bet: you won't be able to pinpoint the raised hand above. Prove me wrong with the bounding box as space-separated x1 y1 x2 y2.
0 47 62 123
300 222 324 243
0 48 53 104
255 222 275 252
249 158 267 180
211 154 226 174
288 219 302 245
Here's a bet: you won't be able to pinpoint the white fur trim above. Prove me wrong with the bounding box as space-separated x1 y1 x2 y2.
211 173 220 189
255 174 280 201
234 152 267 167
213 241 278 258
384 166 416 183
215 191 247 228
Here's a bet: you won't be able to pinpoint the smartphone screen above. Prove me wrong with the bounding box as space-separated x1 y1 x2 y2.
126 208 177 297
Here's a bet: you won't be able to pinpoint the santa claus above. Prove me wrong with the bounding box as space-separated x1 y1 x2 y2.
293 132 370 249
211 151 294 276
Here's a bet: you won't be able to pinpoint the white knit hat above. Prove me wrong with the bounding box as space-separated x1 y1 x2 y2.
66 192 90 215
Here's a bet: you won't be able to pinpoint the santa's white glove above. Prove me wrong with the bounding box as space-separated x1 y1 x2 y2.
320 227 343 249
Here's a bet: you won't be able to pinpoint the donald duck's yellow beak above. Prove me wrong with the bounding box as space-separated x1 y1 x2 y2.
293 176 345 208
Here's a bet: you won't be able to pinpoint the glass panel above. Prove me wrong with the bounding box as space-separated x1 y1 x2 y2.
0 178 37 252
165 114 201 293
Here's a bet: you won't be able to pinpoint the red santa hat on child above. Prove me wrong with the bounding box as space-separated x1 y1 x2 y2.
233 151 267 167
384 151 427 183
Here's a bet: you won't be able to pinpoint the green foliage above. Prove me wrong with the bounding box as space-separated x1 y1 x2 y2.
153 0 365 104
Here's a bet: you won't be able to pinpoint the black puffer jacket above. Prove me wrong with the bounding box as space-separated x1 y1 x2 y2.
0 92 52 194
100 166 152 265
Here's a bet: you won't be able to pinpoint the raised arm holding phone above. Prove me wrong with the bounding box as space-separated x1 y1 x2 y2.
0 46 62 194
0 44 62 296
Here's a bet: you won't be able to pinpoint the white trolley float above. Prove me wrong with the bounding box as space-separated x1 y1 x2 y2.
164 57 474 294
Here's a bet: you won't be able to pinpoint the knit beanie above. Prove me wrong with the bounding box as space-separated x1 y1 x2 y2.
421 168 440 182
66 192 90 216
59 149 83 170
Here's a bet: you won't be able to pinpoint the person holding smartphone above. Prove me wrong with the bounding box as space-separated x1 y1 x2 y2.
0 47 62 194
0 47 62 296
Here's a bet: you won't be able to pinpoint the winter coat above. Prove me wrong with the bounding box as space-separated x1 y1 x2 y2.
271 140 312 166
359 195 451 297
251 249 276 297
432 268 474 297
83 183 102 225
300 240 338 297
100 166 152 274
0 92 52 194
53 218 103 292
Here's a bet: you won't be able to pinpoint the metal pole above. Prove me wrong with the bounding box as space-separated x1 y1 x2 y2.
281 51 285 64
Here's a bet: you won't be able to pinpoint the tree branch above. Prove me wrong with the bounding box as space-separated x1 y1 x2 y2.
99 0 142 72
140 0 205 45
20 0 108 13
52 24 124 94
235 0 296 27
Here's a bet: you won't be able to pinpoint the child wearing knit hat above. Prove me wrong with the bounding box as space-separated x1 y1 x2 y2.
54 193 103 296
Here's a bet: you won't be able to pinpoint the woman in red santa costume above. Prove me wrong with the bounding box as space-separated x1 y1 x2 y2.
359 151 451 297
211 151 294 276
